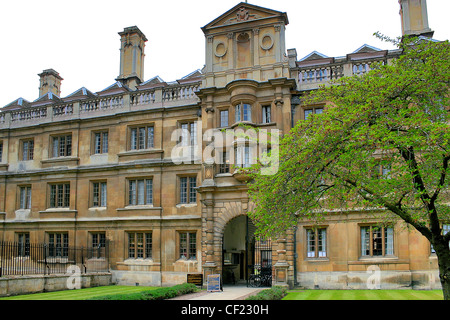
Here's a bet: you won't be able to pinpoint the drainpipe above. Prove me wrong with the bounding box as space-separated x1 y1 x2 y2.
293 226 298 287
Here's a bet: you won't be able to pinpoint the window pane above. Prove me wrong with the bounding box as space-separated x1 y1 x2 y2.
26 187 32 209
180 177 187 204
93 182 99 207
138 127 146 149
220 110 229 127
190 122 197 146
128 233 135 258
59 136 66 157
146 179 153 204
189 177 197 203
57 184 64 207
307 229 315 258
318 229 326 257
137 233 144 258
262 106 271 123
361 227 370 256
145 233 152 258
20 187 26 209
243 104 251 122
66 136 72 156
385 227 394 255
137 180 145 205
131 128 137 150
372 227 383 256
52 137 59 158
102 132 109 153
304 109 313 120
50 185 56 208
129 180 136 205
189 233 196 259
64 184 70 207
147 127 154 148
101 182 107 207
235 105 241 122
95 133 101 154
180 233 187 258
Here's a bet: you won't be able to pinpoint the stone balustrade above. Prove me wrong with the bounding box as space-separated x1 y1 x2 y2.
0 82 201 129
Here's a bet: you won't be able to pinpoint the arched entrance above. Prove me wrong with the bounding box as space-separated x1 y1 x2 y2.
221 215 272 287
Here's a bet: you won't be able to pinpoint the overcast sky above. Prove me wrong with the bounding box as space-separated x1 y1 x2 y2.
0 0 448 108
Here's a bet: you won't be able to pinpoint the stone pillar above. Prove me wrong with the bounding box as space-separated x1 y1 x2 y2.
274 237 290 287
202 192 217 281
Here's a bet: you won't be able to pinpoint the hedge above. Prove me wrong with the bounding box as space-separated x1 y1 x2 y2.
88 283 198 300
245 286 287 300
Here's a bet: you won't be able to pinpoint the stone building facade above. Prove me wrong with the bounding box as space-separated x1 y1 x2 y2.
0 1 444 289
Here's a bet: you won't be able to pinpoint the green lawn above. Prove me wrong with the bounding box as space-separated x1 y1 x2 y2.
0 285 158 300
283 289 444 300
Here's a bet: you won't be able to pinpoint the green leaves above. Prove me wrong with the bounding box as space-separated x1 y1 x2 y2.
248 37 450 239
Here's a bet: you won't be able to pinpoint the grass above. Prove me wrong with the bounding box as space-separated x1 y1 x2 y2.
0 285 159 301
283 289 444 300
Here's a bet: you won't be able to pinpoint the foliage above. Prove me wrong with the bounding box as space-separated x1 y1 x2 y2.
88 283 198 300
245 286 287 300
248 36 450 242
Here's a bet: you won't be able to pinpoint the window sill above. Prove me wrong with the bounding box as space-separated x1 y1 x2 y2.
41 157 79 167
176 203 197 208
119 259 160 266
40 208 76 213
118 149 163 157
176 257 198 263
117 205 160 211
39 209 77 218
350 256 404 265
305 257 329 262
89 207 107 211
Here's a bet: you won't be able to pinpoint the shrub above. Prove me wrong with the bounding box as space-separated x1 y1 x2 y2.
89 283 198 300
245 286 287 300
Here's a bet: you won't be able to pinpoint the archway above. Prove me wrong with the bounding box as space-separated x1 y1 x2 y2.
221 215 260 285
222 216 249 284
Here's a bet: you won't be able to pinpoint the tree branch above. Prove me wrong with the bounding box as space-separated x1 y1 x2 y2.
430 153 450 205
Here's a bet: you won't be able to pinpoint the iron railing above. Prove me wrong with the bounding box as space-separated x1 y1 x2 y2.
0 241 109 277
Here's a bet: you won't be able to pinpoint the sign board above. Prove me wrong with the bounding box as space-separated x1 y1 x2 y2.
187 274 203 288
207 274 222 292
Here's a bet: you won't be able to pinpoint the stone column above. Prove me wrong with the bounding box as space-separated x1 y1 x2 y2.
202 192 217 281
274 237 290 287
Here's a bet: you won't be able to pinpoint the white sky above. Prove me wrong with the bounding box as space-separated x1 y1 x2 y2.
0 0 448 108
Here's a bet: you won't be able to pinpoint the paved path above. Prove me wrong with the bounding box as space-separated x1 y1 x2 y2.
171 284 264 300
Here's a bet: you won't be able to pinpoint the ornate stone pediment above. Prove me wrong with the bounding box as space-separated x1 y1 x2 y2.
202 2 288 32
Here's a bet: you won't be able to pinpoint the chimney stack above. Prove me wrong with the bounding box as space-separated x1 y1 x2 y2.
38 69 63 97
116 26 147 90
399 0 434 38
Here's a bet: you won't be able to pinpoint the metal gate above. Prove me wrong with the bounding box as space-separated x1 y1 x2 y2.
247 238 272 287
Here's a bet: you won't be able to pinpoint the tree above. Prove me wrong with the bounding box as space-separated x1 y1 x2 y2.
247 36 450 299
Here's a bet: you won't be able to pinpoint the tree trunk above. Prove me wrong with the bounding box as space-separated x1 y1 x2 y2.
434 239 450 300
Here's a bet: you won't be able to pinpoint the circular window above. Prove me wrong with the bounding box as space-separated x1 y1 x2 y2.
260 34 274 51
214 42 227 58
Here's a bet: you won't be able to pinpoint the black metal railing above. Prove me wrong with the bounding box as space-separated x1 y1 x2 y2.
0 241 109 277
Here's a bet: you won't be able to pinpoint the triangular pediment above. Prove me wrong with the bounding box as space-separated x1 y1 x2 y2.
97 81 130 96
2 97 31 110
202 2 288 32
63 87 97 102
